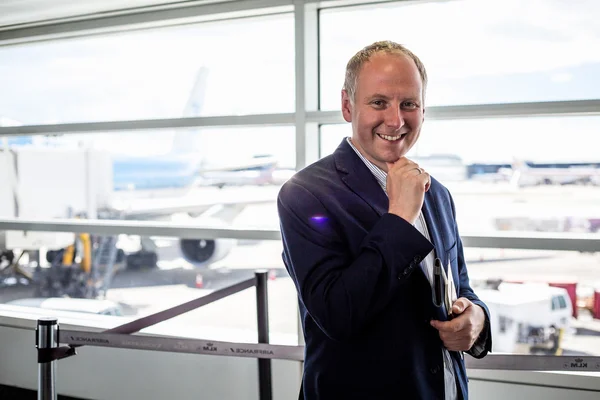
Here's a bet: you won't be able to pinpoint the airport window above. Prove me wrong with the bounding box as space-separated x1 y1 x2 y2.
319 0 600 110
1 0 600 372
1 123 296 338
2 126 294 222
321 116 600 235
0 14 294 125
471 268 600 355
1 120 296 334
320 114 600 356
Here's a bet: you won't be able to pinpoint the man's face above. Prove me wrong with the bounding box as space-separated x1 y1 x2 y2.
342 52 425 172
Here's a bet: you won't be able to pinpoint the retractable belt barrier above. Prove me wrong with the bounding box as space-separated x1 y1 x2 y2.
59 329 304 360
467 354 600 372
35 271 286 400
37 276 257 363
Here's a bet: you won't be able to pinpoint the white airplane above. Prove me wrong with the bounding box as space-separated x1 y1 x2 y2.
0 67 284 270
502 159 600 187
1 67 284 194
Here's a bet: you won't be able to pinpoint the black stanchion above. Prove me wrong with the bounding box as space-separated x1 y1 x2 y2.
255 270 272 400
36 317 58 400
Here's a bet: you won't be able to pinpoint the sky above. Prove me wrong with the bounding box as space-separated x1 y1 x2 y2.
1 0 600 165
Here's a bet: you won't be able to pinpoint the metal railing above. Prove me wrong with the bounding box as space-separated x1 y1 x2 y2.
34 271 298 400
2 218 600 251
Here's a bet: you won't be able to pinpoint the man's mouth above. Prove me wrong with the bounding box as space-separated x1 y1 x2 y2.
376 133 407 142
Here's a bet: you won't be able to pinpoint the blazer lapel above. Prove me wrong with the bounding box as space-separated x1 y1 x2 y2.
422 190 448 273
333 139 441 303
333 139 388 217
423 191 452 320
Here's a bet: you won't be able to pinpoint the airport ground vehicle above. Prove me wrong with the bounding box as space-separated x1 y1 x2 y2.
478 282 572 354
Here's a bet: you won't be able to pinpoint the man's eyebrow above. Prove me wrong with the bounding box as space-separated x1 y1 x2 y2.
366 93 391 100
365 94 421 102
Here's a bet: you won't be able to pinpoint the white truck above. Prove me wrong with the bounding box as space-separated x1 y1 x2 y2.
477 282 572 354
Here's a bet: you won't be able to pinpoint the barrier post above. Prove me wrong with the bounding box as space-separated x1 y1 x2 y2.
36 317 58 400
255 270 272 400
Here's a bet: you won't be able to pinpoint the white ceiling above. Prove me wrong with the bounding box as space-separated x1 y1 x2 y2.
0 0 219 27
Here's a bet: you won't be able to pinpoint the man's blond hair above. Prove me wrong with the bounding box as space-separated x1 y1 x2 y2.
343 40 428 104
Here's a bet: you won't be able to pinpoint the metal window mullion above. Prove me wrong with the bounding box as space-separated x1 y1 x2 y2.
293 0 321 360
0 218 599 251
0 0 294 46
294 0 320 171
3 99 600 137
308 100 600 125
0 113 296 137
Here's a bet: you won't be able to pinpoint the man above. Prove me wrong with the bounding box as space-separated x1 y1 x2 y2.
277 41 491 399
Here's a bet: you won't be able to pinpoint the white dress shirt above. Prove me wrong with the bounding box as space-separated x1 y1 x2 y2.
347 137 458 400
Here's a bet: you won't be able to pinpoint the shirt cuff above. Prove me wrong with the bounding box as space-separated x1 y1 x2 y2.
467 312 490 358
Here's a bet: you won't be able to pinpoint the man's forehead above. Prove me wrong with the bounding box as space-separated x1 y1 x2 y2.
356 53 422 93
360 52 418 77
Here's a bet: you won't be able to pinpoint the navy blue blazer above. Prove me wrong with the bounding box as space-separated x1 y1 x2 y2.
277 139 491 400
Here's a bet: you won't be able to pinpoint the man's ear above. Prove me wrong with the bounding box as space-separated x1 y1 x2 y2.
341 90 353 123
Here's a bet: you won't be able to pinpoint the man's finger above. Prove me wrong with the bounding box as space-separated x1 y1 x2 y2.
430 318 464 333
421 172 431 192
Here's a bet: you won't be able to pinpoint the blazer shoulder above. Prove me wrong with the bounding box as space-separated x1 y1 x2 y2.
429 175 452 199
278 155 338 200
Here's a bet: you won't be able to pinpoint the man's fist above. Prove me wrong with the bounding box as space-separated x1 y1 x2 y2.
386 157 430 224
430 298 486 352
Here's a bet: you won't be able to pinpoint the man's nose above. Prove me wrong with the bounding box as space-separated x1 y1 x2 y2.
385 106 404 130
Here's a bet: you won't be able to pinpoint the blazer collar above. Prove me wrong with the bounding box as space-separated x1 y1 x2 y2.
333 138 448 269
422 192 445 263
333 138 388 217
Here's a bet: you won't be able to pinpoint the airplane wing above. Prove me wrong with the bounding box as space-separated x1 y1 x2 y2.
108 186 279 223
198 155 278 173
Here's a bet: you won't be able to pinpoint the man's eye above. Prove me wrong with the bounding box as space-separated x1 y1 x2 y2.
402 102 418 109
372 100 385 107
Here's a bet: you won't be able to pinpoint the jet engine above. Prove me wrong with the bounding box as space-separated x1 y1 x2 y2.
178 237 236 267
168 214 237 268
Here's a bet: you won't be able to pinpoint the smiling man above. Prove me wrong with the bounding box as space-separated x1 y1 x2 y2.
278 41 491 400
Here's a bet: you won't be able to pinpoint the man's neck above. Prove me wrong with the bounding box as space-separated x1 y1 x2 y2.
348 137 388 173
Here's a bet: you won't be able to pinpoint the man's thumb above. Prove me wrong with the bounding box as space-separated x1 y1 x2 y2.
452 298 471 314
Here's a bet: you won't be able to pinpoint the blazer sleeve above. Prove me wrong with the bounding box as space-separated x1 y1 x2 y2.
278 180 434 342
448 190 493 358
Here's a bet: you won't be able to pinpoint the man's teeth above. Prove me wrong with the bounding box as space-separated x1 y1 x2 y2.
378 134 402 141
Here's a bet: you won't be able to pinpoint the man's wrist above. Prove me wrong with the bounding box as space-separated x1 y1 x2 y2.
474 304 486 338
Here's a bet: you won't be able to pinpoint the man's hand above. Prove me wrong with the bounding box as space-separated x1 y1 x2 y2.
386 157 431 224
430 298 485 352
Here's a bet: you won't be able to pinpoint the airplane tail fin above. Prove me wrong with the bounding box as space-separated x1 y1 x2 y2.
511 158 530 171
509 158 529 187
170 67 209 155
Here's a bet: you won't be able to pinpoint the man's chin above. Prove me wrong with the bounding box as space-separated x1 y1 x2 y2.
382 151 405 164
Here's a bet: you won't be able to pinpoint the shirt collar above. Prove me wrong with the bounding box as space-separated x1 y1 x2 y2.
346 137 387 192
